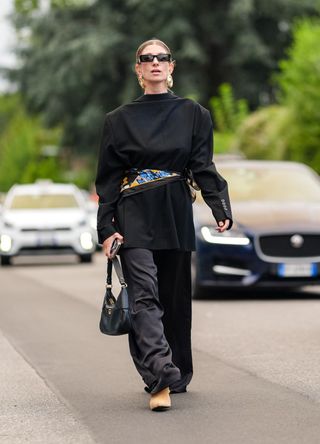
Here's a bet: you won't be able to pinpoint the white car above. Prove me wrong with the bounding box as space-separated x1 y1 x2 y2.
80 189 99 247
0 182 96 265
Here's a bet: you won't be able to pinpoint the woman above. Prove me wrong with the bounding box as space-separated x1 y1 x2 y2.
95 38 232 412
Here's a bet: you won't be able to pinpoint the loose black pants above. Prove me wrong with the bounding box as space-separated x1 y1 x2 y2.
120 248 193 393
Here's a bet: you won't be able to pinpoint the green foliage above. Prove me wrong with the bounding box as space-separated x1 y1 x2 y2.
214 132 237 154
14 0 91 13
50 0 93 8
275 18 320 171
0 94 20 133
233 105 292 160
209 83 249 155
0 96 63 191
234 17 320 172
209 83 249 133
14 0 39 14
8 0 320 157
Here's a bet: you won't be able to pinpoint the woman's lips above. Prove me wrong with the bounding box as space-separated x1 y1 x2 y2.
151 69 161 74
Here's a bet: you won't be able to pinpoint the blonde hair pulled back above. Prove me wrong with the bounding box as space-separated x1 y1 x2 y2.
135 38 172 63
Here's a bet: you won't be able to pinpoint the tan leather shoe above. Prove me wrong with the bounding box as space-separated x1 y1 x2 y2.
149 387 171 412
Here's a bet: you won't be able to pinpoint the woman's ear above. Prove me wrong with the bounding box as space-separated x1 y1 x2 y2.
134 63 141 76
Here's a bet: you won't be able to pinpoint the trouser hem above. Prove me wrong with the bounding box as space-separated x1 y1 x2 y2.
150 371 182 394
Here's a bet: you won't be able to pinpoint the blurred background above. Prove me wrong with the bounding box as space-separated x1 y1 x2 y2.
0 0 320 191
0 0 320 271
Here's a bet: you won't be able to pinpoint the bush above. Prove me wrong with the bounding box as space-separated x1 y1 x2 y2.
209 83 249 133
275 18 320 171
209 83 249 155
234 18 320 172
0 94 20 133
0 98 63 191
214 132 237 154
233 105 292 160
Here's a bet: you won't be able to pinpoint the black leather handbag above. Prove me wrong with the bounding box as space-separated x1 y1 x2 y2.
99 256 132 336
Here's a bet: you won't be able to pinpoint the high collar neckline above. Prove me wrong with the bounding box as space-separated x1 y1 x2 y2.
134 92 177 102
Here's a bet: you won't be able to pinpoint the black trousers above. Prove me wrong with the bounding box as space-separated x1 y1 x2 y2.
120 248 193 393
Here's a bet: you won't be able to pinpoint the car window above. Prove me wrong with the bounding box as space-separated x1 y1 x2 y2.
197 165 320 202
8 193 80 209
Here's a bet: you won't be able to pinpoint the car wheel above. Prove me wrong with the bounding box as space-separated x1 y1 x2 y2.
79 254 93 263
0 256 12 266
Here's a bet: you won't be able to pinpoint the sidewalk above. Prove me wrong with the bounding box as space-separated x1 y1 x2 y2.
0 331 95 444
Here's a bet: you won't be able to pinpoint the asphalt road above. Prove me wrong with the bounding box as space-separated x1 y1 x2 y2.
1 253 320 444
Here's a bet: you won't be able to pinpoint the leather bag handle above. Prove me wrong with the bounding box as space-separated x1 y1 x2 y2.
106 256 127 289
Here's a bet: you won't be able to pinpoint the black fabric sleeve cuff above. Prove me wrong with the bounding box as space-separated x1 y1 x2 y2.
97 224 117 245
211 207 233 230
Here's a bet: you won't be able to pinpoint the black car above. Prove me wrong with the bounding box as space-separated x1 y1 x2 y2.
192 160 320 298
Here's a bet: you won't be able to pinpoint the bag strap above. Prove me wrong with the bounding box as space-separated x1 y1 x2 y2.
106 256 127 289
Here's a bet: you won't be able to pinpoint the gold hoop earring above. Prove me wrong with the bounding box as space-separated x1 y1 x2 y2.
138 74 145 89
166 74 173 88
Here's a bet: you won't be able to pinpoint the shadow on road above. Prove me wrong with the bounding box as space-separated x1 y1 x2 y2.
8 255 87 267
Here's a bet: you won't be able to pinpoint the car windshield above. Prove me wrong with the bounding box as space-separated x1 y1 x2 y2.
8 193 80 209
215 165 320 202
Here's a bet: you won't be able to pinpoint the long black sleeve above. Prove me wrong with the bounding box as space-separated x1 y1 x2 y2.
95 115 126 244
188 105 233 228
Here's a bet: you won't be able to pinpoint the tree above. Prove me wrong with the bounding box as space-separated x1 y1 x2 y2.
0 94 20 134
275 18 320 170
9 0 320 156
234 18 320 172
0 95 63 191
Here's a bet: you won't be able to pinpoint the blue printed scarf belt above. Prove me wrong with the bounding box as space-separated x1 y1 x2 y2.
120 169 184 196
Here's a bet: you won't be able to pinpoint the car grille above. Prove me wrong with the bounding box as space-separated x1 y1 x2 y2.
258 234 320 258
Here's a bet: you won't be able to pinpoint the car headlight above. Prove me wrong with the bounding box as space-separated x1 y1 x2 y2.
200 226 250 246
80 232 93 250
0 234 13 252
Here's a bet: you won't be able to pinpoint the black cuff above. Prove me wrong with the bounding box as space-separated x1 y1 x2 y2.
212 208 233 230
97 224 117 245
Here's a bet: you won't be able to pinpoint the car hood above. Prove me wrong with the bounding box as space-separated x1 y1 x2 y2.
3 208 88 229
194 201 320 233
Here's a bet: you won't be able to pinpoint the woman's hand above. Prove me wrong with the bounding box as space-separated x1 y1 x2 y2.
216 219 231 233
102 232 124 259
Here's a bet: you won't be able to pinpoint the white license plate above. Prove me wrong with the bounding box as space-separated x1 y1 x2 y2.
278 263 317 277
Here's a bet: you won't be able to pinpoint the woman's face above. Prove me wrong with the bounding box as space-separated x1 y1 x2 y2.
135 44 174 89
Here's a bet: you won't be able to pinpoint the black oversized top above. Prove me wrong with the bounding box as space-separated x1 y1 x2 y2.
95 92 232 251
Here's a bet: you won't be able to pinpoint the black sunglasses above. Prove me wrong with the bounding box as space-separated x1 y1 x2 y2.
138 53 172 63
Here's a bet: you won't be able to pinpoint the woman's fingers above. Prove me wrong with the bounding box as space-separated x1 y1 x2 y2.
102 233 123 258
216 219 230 232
